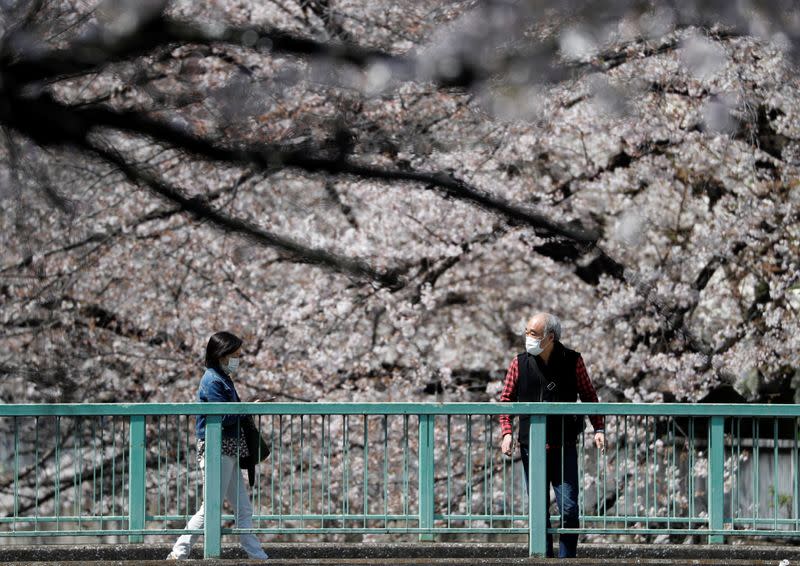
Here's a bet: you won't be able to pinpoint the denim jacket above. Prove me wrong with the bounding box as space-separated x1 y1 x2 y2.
195 367 245 440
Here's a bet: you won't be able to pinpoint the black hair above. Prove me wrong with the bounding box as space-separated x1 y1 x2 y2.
205 331 243 372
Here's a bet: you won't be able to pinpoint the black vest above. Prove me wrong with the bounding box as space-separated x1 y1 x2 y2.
516 341 583 446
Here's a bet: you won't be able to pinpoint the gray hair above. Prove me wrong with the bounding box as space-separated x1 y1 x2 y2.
543 313 562 341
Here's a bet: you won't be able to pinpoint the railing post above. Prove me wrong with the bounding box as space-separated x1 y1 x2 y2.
128 415 146 543
418 413 435 542
708 415 724 544
529 415 547 557
204 415 223 558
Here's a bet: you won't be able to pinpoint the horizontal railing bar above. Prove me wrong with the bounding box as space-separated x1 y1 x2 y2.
438 515 707 524
436 516 709 524
579 516 708 524
0 528 529 537
0 533 537 540
731 518 800 526
0 529 202 537
228 527 800 537
0 516 128 523
7 514 423 523
10 514 759 526
436 515 530 521
6 527 799 538
577 517 800 526
579 517 800 527
7 516 798 529
225 528 530 534
555 528 800 537
0 515 238 524
0 515 414 525
251 514 414 521
1 402 800 417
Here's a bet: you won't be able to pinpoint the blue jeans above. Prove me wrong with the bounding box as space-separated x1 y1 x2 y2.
520 444 579 558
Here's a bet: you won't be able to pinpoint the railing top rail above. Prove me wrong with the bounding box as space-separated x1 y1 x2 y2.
1 402 799 417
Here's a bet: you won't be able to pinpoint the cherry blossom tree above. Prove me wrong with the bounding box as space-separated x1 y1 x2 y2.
0 0 799 541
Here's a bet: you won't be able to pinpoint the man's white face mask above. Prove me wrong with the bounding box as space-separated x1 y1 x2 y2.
525 333 548 356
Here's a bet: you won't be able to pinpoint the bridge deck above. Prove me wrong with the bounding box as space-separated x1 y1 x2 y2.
2 543 799 565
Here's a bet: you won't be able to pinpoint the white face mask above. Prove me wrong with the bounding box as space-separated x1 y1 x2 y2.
525 334 549 356
226 357 240 374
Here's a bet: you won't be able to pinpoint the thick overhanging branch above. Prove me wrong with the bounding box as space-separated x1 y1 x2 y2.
2 14 402 86
0 85 600 290
85 141 404 288
5 92 599 242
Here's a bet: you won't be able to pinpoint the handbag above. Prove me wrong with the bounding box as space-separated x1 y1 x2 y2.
239 416 270 486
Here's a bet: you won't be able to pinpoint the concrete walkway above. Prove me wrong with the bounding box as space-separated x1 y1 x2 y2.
0 560 794 566
2 543 799 565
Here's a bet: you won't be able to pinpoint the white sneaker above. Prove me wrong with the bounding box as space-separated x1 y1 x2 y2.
166 551 185 560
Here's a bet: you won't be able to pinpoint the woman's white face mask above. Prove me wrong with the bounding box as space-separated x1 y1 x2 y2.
226 357 240 374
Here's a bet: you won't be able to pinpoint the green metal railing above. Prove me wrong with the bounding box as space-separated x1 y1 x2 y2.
1 403 799 557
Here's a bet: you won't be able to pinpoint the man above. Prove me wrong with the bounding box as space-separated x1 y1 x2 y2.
499 312 605 559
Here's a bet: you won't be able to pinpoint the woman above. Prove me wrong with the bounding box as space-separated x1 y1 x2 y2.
168 331 268 560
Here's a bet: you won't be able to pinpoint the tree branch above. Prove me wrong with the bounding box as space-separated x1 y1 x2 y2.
86 141 404 288
0 87 600 285
3 14 400 86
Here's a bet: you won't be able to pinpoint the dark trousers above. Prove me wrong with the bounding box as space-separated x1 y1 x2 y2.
520 443 579 558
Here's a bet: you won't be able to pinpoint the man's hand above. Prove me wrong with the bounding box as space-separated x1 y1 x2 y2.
501 433 514 457
594 431 605 452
